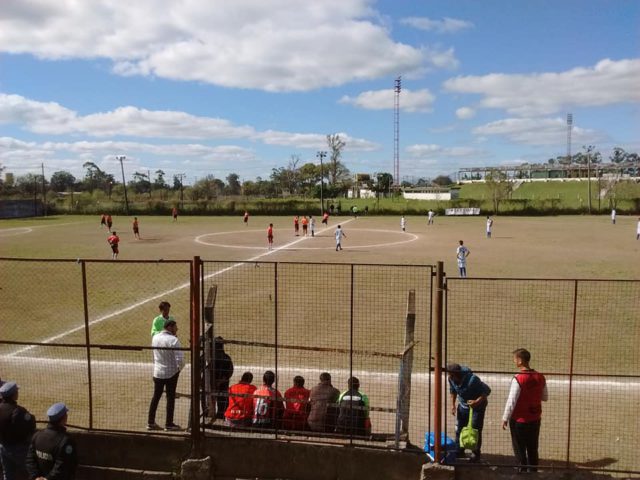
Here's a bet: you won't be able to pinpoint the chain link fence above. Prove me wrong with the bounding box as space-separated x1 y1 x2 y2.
444 277 640 475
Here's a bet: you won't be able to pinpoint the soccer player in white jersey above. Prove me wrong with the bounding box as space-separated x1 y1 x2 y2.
636 217 640 240
611 208 616 225
427 210 435 225
401 216 406 232
335 225 347 251
456 240 470 278
486 216 494 238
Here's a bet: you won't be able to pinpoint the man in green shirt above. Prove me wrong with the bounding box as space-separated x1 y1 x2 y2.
151 301 175 337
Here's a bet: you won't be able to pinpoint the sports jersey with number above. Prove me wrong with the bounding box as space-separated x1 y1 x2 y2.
252 386 284 425
456 246 468 267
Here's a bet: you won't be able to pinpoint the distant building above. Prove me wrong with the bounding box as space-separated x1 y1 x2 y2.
402 187 459 201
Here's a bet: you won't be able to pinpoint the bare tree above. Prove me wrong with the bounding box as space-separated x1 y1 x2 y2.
485 169 513 214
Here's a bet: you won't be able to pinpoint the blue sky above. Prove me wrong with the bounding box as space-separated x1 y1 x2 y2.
0 0 638 185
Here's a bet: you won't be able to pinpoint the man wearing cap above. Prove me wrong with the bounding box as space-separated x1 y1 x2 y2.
447 363 491 462
25 402 76 480
0 382 36 480
148 319 184 431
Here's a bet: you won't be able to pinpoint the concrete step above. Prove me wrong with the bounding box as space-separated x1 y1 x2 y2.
77 464 175 480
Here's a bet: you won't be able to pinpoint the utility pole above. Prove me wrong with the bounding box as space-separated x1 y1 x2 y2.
116 155 130 215
41 163 47 216
316 151 327 215
587 150 592 214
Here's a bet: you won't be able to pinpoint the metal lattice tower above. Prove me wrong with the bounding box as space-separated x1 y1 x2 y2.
393 76 401 186
566 113 573 162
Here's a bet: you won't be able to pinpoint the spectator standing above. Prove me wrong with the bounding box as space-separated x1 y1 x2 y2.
224 372 257 427
147 319 184 431
502 348 548 473
282 376 310 431
447 364 491 462
213 337 234 420
456 240 470 278
307 372 340 432
252 371 284 429
25 403 76 480
107 231 120 260
0 382 36 480
151 301 174 337
335 377 370 436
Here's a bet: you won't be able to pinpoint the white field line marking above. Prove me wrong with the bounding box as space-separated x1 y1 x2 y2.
195 228 418 251
0 222 85 238
6 219 355 357
2 355 638 389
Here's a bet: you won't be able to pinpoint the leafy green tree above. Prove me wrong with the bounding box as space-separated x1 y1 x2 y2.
82 162 115 192
432 175 453 186
192 175 224 200
225 173 241 195
609 147 627 163
15 173 40 195
154 170 168 189
50 171 77 192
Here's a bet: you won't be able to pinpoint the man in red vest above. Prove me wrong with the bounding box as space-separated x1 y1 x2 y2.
502 348 548 472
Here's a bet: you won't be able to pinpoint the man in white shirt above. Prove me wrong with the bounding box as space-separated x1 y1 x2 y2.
427 210 435 225
147 319 184 431
335 225 347 251
636 217 639 240
309 215 316 237
401 216 406 232
611 208 616 225
456 240 470 278
502 348 548 473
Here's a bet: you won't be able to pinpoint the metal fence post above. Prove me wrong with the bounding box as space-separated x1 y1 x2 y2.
396 290 416 447
567 279 578 466
191 256 202 455
433 261 444 462
80 260 94 430
274 262 279 440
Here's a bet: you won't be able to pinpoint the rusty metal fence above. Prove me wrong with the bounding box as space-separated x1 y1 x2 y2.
0 258 195 436
199 260 434 449
1 257 639 476
443 277 640 475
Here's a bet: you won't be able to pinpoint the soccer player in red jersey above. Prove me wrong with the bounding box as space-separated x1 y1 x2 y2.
301 216 309 237
267 223 274 251
106 214 113 231
294 216 299 236
100 213 107 228
322 212 329 225
133 217 141 239
243 211 249 226
172 207 178 222
107 231 120 259
282 376 311 431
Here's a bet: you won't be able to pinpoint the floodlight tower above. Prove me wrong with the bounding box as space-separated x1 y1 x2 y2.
393 76 401 187
566 113 573 163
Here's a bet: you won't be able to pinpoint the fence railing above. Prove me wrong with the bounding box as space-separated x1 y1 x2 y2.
1 257 638 475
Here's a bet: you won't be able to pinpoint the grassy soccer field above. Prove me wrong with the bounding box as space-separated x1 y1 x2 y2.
1 214 639 472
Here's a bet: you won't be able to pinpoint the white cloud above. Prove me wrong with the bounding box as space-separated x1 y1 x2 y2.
473 117 605 146
256 131 380 151
443 58 640 116
0 94 379 150
406 144 484 158
0 0 449 92
400 16 474 34
339 88 435 112
455 107 475 120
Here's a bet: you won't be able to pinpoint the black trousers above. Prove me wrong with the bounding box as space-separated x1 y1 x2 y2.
148 372 180 425
509 418 541 471
215 381 230 419
455 405 485 454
